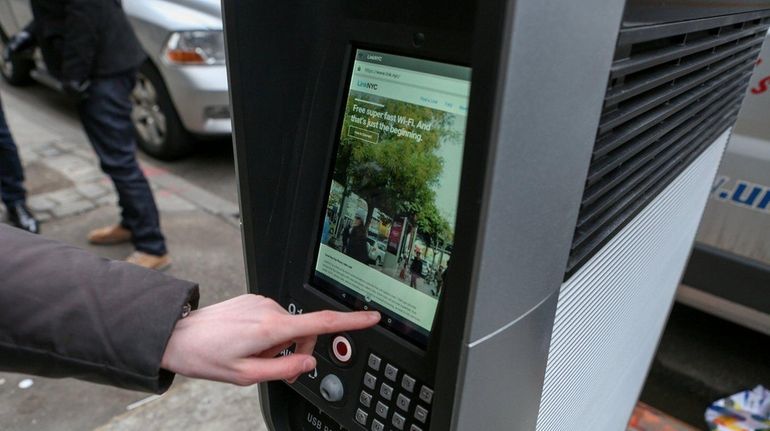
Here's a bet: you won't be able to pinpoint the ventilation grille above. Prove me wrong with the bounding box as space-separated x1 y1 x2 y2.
566 12 770 276
537 131 730 431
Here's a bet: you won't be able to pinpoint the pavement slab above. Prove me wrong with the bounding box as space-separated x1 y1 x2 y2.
95 380 265 431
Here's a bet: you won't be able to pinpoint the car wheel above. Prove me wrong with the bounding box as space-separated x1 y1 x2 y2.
0 37 34 86
131 62 192 160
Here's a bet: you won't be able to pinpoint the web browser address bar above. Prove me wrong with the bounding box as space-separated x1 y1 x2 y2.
355 62 470 97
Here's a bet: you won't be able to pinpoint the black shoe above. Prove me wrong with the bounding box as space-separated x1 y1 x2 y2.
7 203 39 234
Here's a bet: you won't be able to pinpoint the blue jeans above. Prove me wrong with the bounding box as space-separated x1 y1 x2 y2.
77 72 167 256
0 94 26 208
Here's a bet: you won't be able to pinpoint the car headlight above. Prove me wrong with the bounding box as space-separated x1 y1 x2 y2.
163 31 226 65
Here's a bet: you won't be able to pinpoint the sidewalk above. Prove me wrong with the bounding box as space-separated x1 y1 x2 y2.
0 89 266 430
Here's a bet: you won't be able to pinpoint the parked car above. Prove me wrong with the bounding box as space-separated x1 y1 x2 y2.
678 34 770 336
0 0 230 160
367 237 386 266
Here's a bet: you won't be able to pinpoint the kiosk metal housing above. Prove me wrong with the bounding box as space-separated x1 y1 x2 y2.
224 1 770 429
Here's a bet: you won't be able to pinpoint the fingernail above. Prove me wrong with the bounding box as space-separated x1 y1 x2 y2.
370 311 381 321
303 358 316 371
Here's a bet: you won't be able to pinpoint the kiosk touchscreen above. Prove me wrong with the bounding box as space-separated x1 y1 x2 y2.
312 49 471 349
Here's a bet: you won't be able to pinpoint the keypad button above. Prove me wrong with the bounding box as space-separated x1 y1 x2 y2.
419 386 433 404
360 391 373 408
375 401 389 418
371 419 385 431
401 374 416 392
355 408 368 426
363 372 377 390
368 353 382 371
392 412 406 430
384 363 399 381
409 425 423 431
414 405 429 423
379 382 394 401
396 393 411 412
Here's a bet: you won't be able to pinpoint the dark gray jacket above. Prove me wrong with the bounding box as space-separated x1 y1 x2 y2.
29 0 146 82
0 225 199 393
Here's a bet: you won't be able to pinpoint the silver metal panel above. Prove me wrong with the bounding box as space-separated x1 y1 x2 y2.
454 291 558 431
467 0 627 342
453 0 626 428
536 131 730 431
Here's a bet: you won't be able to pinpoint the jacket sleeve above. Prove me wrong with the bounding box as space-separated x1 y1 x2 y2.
0 225 199 393
61 0 101 82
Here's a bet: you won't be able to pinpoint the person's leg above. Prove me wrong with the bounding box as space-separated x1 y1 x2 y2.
0 95 38 233
76 72 167 257
0 95 27 207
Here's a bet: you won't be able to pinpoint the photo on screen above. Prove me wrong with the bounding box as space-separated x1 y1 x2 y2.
313 50 470 344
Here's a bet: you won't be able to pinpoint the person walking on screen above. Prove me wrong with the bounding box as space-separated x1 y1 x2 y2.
20 0 169 269
0 93 39 234
410 251 424 289
347 216 370 265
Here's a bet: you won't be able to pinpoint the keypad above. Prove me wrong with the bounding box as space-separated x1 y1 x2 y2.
375 401 389 418
419 386 433 405
384 364 398 381
392 412 406 430
368 353 382 371
360 391 373 408
354 351 433 430
414 406 429 424
380 383 394 401
401 374 416 393
396 394 411 411
355 408 368 426
363 372 377 390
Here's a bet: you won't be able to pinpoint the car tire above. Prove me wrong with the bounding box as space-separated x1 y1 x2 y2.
131 61 193 160
0 35 34 86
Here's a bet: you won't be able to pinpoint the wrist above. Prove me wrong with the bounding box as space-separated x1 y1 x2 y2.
160 302 194 372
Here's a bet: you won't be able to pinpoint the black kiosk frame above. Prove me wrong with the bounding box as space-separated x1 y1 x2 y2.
224 4 493 429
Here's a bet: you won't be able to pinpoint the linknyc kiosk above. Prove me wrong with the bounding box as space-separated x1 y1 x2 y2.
223 0 770 429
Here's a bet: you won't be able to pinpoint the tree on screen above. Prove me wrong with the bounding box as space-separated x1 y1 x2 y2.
333 92 458 250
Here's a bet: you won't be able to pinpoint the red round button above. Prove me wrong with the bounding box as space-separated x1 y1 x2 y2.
336 341 348 357
332 335 353 363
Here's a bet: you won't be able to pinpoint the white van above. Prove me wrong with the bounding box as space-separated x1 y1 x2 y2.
678 36 770 336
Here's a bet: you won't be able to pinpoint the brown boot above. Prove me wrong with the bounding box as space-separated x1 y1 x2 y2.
126 251 171 271
88 225 132 245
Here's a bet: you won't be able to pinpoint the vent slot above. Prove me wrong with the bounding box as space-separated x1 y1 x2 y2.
565 13 770 277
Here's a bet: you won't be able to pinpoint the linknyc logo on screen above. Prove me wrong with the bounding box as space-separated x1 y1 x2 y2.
356 80 379 90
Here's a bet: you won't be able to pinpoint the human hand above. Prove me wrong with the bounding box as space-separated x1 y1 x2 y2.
160 294 380 385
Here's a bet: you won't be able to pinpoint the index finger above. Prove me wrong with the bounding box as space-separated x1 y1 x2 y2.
272 310 380 342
